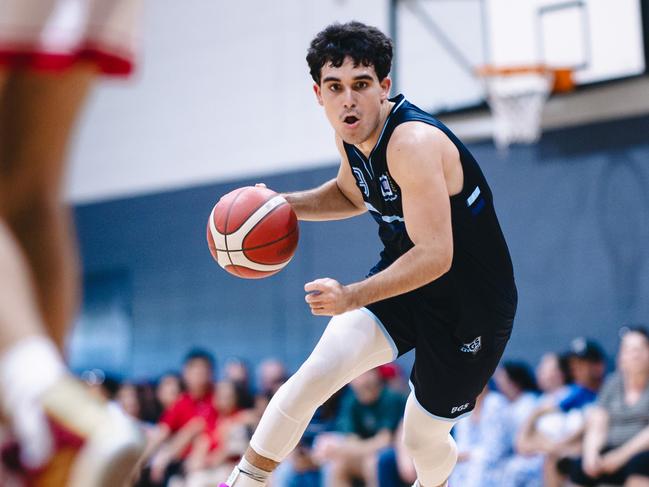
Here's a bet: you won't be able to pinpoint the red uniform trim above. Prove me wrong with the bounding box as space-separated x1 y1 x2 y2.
0 43 134 76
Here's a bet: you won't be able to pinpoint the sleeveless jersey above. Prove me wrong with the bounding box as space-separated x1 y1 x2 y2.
343 94 515 305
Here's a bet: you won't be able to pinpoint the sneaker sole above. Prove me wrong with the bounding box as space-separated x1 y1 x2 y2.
66 411 144 487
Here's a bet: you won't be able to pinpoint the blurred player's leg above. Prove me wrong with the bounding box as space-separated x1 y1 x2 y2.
0 63 95 348
0 66 144 486
222 309 397 486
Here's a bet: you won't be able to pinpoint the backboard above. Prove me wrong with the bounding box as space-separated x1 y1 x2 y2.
393 0 647 114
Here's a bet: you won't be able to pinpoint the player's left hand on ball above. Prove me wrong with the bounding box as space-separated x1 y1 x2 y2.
304 278 353 316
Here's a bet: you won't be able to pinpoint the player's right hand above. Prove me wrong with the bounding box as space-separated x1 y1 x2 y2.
305 278 355 316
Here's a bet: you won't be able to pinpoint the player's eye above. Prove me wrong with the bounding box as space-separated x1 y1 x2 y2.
354 81 368 90
328 83 341 92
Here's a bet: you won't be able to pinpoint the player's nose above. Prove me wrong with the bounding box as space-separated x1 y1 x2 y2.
342 88 356 109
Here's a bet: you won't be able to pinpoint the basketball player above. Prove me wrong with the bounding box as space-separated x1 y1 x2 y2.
0 1 145 485
222 21 517 487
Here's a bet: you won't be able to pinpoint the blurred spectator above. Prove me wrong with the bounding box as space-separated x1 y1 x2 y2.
377 363 408 395
313 368 406 487
517 349 596 487
157 372 183 412
535 352 573 402
224 357 251 389
138 381 166 424
494 360 544 487
223 357 254 409
257 358 289 397
184 380 257 487
376 420 416 487
137 349 218 487
561 338 607 412
448 385 510 487
132 372 184 426
566 326 649 486
117 382 141 419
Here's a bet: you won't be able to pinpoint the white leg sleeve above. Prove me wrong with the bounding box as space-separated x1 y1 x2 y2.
249 309 397 462
402 393 458 487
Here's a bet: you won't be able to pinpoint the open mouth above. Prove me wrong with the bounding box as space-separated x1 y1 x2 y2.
343 115 360 125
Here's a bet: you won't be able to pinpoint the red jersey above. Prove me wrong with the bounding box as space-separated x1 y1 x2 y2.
160 390 220 455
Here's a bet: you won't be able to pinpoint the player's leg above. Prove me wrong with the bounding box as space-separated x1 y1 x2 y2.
0 66 144 486
0 66 68 466
222 308 398 486
401 393 458 487
0 63 95 348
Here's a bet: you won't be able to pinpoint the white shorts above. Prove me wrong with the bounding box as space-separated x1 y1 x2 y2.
0 0 143 76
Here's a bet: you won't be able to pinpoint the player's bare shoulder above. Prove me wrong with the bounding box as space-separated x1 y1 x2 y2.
387 122 463 196
387 122 456 162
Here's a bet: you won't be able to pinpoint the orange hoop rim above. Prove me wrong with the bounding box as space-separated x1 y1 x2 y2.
475 64 575 93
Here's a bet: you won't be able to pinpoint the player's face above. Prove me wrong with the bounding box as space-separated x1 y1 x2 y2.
314 57 391 145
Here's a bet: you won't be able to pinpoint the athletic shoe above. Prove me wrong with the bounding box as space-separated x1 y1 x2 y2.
10 377 145 487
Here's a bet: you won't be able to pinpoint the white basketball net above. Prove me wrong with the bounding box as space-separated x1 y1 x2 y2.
483 71 552 149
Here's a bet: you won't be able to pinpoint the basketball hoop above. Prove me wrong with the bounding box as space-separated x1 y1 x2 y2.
477 65 574 149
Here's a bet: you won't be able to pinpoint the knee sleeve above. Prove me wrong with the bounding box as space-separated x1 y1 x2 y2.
402 394 458 487
250 309 395 462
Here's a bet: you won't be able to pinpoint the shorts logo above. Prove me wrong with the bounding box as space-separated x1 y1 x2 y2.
451 403 470 414
379 174 398 201
460 336 482 354
352 167 369 197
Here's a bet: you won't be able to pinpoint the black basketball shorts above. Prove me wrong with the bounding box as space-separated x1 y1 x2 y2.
364 283 517 421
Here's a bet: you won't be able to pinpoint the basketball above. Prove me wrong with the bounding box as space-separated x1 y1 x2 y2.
206 186 299 278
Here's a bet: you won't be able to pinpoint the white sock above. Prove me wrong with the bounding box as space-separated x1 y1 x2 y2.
0 335 66 467
226 457 271 486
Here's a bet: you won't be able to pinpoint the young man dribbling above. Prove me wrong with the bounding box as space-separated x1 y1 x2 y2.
219 21 517 487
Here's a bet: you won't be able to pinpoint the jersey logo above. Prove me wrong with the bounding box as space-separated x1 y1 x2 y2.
460 336 482 354
451 402 470 415
379 174 398 201
352 167 369 197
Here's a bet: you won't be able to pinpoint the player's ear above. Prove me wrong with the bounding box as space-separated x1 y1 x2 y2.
313 83 324 106
380 77 392 101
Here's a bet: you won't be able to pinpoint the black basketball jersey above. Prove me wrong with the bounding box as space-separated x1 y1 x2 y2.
343 94 515 304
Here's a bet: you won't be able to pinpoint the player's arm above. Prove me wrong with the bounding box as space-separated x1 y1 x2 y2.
306 123 455 315
282 136 366 221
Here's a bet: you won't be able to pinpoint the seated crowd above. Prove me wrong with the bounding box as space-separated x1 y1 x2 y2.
11 326 648 487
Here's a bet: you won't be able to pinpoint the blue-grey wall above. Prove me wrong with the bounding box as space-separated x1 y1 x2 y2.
73 115 649 379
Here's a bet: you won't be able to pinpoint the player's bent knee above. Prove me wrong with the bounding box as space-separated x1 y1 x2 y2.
403 427 456 459
274 358 346 418
403 395 458 486
404 433 457 486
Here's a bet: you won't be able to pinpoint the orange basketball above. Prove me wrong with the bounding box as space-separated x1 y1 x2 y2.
206 186 299 278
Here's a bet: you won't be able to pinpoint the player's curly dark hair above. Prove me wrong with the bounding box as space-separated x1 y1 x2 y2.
306 21 393 85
